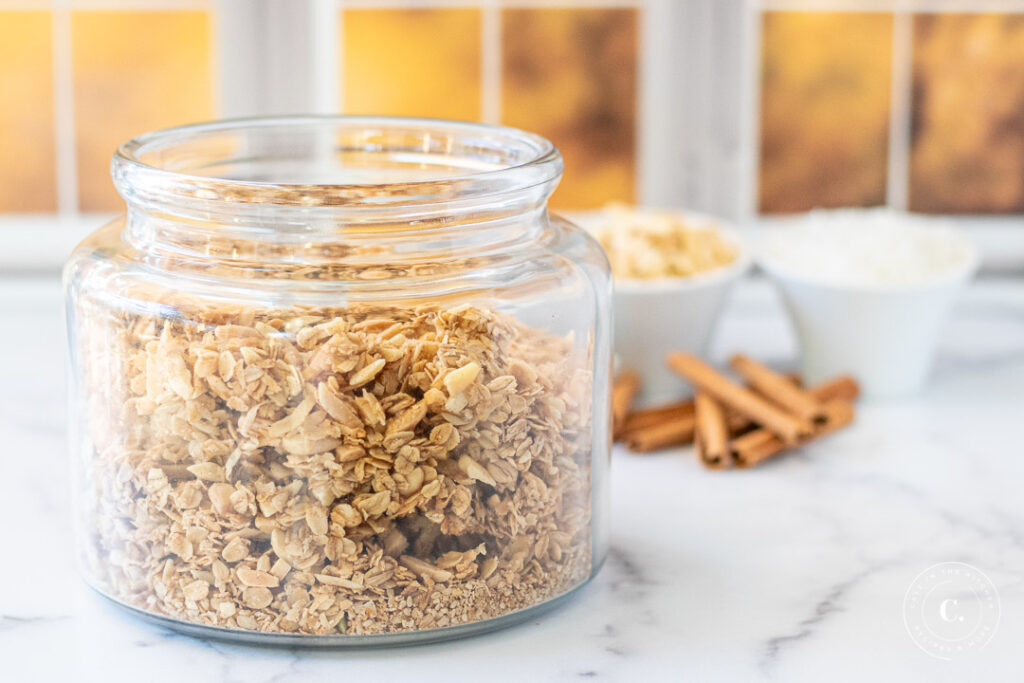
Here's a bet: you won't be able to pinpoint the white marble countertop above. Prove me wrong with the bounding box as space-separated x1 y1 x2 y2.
2 276 1023 682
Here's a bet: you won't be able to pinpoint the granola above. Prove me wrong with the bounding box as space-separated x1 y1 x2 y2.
75 292 594 636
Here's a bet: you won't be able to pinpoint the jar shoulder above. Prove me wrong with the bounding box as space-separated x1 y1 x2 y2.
67 214 610 303
546 214 612 280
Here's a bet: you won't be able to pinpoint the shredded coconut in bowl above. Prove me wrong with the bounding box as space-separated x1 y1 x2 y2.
758 209 976 287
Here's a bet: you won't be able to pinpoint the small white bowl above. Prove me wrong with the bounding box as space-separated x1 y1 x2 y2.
612 228 751 405
756 216 978 397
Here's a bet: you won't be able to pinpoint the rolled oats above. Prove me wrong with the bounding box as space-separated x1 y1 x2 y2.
77 295 594 636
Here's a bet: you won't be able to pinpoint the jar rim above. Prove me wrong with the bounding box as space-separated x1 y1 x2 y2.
112 115 563 212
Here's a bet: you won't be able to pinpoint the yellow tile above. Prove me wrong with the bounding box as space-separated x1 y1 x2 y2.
502 8 637 211
342 9 481 121
0 11 55 212
73 11 212 212
759 12 893 213
910 14 1024 213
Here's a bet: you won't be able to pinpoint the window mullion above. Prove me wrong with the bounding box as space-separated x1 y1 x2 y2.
215 0 322 117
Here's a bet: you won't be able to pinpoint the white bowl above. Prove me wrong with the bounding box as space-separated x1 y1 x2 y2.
757 219 978 397
612 228 751 405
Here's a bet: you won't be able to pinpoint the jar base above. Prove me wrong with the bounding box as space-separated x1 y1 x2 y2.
92 573 596 648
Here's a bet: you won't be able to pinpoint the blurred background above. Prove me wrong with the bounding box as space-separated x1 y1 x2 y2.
1 0 1023 270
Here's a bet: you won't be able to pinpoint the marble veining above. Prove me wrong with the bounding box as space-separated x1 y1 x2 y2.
2 278 1023 681
760 562 892 674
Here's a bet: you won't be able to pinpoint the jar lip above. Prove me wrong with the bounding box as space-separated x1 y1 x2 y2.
112 115 563 210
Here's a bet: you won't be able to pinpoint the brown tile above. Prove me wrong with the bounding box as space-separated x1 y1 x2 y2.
73 11 212 212
759 11 893 213
0 11 56 212
910 13 1024 213
342 8 481 121
502 7 637 210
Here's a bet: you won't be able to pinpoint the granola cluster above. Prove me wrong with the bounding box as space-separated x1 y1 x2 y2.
76 293 594 635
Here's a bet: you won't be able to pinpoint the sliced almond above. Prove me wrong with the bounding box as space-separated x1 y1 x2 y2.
316 382 362 429
443 362 481 395
208 483 235 516
242 586 273 609
348 358 386 387
458 455 497 487
314 573 363 589
186 462 225 482
399 555 453 583
236 566 280 588
305 503 329 536
354 491 391 518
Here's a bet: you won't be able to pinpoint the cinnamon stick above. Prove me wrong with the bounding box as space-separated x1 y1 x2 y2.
666 353 813 445
625 412 697 452
731 400 854 468
731 373 857 432
726 411 755 435
728 371 800 434
621 401 769 443
730 354 828 423
616 371 847 454
618 400 695 437
694 392 731 469
611 371 641 438
620 397 760 450
728 376 859 467
805 375 859 403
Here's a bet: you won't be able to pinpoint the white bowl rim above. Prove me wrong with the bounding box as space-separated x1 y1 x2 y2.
755 231 980 293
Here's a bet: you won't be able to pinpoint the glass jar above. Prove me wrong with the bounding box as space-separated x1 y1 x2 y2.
64 116 611 645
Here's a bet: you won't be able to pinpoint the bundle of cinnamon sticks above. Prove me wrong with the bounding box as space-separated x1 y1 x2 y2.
612 353 858 469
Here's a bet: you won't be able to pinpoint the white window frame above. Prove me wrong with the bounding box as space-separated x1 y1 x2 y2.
2 0 1023 272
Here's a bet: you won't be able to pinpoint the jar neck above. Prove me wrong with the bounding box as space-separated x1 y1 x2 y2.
114 116 563 266
123 189 553 266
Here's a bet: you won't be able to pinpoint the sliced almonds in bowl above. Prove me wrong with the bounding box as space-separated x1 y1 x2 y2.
612 353 859 469
585 203 739 281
